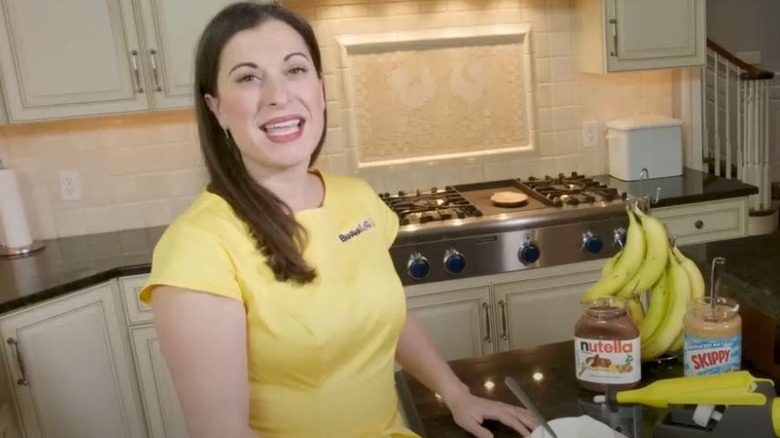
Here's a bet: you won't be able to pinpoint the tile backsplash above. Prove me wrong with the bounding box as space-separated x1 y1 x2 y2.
0 0 675 240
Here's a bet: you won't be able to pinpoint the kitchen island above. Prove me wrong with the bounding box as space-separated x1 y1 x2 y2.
395 340 767 438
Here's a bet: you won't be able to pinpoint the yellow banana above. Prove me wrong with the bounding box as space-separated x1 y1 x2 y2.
618 206 669 298
638 271 668 343
626 298 645 326
672 246 705 300
602 250 622 277
667 329 684 353
581 208 646 302
641 249 690 361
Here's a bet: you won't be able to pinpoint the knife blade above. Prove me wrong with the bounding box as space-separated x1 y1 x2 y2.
504 376 558 438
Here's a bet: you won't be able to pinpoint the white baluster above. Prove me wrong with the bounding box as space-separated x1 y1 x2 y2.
725 63 731 178
714 53 721 177
763 81 771 210
702 57 710 171
736 69 743 181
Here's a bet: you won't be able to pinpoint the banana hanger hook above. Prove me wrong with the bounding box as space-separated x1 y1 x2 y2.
638 168 662 213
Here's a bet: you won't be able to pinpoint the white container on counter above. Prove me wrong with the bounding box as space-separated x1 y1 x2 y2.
606 115 683 181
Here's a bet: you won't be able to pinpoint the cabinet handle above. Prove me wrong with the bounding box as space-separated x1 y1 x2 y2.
129 50 143 93
498 300 508 340
149 49 162 92
609 18 618 56
695 220 704 229
7 338 29 386
482 303 492 343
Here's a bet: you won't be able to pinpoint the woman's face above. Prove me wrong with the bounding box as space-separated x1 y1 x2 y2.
205 20 324 177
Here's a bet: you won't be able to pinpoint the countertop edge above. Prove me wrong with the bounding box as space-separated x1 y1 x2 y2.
652 187 758 209
0 264 151 314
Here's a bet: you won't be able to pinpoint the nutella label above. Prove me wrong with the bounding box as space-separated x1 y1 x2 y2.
684 334 741 376
574 337 641 385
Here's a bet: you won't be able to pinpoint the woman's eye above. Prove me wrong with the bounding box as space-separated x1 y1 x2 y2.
288 66 308 75
238 74 260 83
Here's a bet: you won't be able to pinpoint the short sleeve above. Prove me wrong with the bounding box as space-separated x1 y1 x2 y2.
139 222 243 305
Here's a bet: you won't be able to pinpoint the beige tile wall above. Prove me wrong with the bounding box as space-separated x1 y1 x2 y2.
0 0 675 240
286 0 675 191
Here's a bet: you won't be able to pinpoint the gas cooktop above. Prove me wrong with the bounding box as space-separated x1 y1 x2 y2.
379 172 628 230
382 172 632 285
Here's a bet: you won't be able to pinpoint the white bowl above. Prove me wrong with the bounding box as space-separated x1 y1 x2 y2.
529 415 628 438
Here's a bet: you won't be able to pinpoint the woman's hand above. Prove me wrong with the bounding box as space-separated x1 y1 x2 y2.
444 390 541 438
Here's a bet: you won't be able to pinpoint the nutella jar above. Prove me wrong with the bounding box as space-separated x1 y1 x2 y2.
574 297 641 392
683 297 742 376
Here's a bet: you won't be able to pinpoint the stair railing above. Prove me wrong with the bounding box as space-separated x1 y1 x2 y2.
704 39 775 213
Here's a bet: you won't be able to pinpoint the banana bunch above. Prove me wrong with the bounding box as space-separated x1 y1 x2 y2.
580 204 706 361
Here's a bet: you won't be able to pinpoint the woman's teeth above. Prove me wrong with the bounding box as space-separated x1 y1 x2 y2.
262 119 303 136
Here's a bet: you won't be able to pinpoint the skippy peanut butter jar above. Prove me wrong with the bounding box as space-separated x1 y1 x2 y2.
683 296 742 376
574 297 641 392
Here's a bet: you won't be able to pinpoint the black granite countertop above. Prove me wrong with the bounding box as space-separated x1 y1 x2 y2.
0 168 764 314
396 340 778 438
693 231 780 321
0 227 163 313
396 341 690 438
603 167 758 208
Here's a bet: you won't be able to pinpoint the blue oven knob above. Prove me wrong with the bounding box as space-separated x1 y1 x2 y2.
443 249 466 274
407 253 430 280
518 242 541 265
582 232 603 254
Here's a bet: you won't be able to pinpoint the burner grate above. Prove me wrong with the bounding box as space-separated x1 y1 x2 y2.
520 172 627 206
379 187 483 225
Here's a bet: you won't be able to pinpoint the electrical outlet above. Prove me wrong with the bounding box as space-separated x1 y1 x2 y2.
582 121 599 149
59 171 81 201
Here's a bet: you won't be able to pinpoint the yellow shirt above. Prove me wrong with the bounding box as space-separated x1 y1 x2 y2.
140 172 419 438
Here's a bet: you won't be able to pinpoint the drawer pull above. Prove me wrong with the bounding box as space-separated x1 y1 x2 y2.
499 300 508 340
482 303 492 343
7 338 29 386
695 220 704 229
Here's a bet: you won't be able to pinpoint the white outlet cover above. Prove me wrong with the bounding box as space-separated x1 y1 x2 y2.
582 121 599 149
59 171 81 202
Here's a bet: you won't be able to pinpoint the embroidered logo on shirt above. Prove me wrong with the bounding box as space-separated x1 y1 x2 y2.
338 219 374 242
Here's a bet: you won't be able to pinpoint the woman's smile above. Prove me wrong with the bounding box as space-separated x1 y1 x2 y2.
261 115 306 143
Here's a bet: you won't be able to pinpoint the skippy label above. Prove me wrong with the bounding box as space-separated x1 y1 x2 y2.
574 337 641 384
684 334 741 376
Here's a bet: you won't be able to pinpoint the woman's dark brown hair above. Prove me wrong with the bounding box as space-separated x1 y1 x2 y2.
194 2 326 283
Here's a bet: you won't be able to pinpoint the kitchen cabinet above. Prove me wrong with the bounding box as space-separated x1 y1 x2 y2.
406 285 493 362
575 0 706 73
0 281 147 438
134 0 234 110
131 326 189 438
653 197 748 246
0 0 230 123
0 0 148 122
492 265 602 352
120 274 189 438
404 260 604 361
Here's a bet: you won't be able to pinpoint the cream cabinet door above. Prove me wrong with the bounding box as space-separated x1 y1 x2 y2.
493 268 602 352
406 286 494 361
135 0 234 110
132 326 189 438
0 0 149 122
607 0 705 72
0 282 146 438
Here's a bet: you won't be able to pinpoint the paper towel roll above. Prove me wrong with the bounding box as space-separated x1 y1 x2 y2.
0 166 33 249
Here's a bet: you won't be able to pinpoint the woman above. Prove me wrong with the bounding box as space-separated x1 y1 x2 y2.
140 3 540 437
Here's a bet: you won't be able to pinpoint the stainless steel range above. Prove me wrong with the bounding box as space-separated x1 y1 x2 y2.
382 172 631 286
